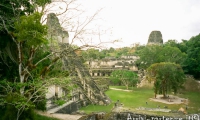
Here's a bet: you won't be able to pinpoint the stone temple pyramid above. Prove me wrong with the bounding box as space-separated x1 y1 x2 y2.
46 13 111 112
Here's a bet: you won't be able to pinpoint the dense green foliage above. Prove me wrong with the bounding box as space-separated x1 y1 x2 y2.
1 92 35 120
164 40 188 53
0 108 59 120
183 34 200 78
0 1 50 81
0 0 58 119
14 12 47 45
159 38 200 79
135 45 187 69
0 0 33 31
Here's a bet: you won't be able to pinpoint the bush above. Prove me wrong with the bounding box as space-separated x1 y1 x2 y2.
54 99 66 106
35 99 46 111
2 92 35 120
183 76 200 92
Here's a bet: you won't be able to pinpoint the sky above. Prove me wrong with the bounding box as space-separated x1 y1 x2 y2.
48 0 200 48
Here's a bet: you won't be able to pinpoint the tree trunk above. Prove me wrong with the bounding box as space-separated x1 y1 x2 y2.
17 42 25 95
163 86 166 98
162 80 167 98
126 85 129 90
154 91 157 98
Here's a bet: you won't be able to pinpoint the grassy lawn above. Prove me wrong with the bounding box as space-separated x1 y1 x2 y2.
80 86 200 115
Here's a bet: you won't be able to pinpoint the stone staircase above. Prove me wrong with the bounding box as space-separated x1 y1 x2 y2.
47 100 73 113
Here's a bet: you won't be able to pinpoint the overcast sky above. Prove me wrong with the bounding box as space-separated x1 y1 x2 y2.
78 0 200 47
49 0 200 48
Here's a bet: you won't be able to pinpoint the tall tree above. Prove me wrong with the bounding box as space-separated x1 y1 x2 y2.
146 62 185 98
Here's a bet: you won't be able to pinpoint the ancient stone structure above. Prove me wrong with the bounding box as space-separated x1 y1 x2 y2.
45 13 110 113
86 56 138 77
85 56 139 90
61 44 111 105
147 31 163 45
46 13 69 43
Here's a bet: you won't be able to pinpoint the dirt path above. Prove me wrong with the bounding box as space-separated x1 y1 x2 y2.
150 95 188 104
36 111 84 120
109 87 132 92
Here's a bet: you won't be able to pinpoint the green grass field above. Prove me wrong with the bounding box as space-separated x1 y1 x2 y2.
80 86 200 115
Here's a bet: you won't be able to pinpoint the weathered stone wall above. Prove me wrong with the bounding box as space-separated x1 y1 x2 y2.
87 57 138 68
46 85 66 100
147 31 163 45
46 13 69 43
86 56 139 72
86 56 139 79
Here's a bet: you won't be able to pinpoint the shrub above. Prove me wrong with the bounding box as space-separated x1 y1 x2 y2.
54 99 66 106
2 92 35 120
183 76 200 92
35 99 47 111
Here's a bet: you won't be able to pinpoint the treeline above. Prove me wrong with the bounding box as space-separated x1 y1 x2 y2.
81 35 200 79
136 37 200 79
80 45 137 60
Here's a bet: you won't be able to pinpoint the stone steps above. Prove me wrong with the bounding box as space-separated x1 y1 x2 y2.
47 100 73 114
